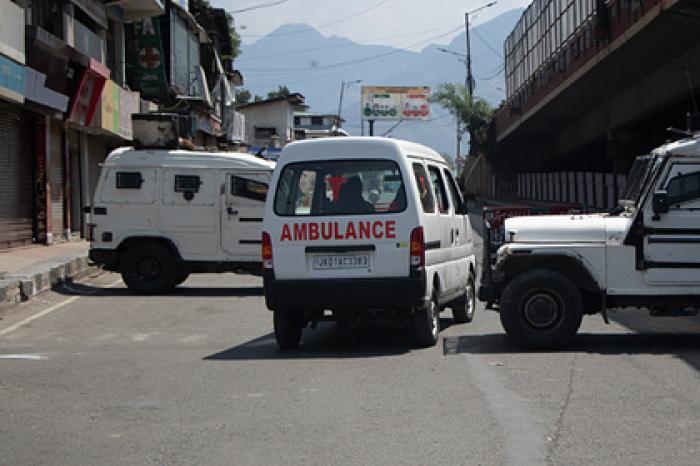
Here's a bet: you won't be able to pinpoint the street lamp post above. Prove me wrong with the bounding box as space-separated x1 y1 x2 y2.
436 1 496 164
337 79 362 134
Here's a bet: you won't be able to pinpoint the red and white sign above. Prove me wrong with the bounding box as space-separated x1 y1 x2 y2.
138 47 162 70
280 221 397 242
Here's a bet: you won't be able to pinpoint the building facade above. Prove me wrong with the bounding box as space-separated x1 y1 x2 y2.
0 0 245 250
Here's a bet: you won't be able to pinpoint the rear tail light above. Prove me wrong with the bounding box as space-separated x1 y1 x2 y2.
262 231 273 270
410 227 425 268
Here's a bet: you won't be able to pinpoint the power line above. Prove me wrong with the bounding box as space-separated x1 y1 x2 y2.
242 24 464 73
239 0 392 37
236 25 453 62
232 0 292 14
472 27 502 58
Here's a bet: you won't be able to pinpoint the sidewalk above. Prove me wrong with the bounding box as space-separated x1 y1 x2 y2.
0 241 94 308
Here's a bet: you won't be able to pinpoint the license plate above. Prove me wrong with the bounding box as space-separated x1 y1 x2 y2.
312 254 370 270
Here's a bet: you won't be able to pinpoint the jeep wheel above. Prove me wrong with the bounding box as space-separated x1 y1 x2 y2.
500 270 583 349
452 273 476 323
121 242 178 294
414 293 440 347
273 310 304 350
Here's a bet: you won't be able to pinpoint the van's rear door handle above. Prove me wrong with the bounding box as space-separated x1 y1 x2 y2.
227 207 239 215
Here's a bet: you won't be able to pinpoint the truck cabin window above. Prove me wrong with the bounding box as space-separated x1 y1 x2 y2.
116 172 143 189
666 170 700 207
274 160 406 216
232 176 268 202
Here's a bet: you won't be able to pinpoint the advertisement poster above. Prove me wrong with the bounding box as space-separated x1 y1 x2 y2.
361 86 431 120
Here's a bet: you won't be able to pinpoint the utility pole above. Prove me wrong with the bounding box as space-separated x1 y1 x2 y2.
465 11 474 104
337 79 362 135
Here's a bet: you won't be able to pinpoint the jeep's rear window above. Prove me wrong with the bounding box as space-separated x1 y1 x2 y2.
274 160 406 216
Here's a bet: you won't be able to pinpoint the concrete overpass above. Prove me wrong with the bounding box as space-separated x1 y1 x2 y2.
493 0 700 177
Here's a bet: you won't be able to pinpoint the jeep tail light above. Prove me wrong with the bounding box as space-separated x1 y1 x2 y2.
410 227 425 268
262 231 273 270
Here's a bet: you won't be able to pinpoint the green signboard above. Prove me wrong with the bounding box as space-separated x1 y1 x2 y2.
126 16 168 100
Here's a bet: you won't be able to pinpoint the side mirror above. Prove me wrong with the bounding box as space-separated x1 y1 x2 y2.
652 190 669 215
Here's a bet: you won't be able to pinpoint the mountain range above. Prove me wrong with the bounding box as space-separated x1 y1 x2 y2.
236 9 523 156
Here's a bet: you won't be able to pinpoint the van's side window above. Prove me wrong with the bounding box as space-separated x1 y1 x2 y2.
413 163 435 213
116 172 143 189
428 166 450 214
232 176 268 202
444 169 466 214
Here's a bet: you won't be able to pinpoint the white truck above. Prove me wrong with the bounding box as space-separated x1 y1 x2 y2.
479 135 700 348
88 147 275 293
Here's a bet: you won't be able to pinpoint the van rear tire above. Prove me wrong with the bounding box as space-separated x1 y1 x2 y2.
452 273 476 323
121 242 178 294
414 294 440 347
273 310 304 350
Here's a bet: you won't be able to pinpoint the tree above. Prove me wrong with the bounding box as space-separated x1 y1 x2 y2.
429 83 494 156
190 0 242 60
267 85 292 99
235 88 252 105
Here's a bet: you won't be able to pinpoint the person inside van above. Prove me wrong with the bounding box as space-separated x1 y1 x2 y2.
336 176 374 214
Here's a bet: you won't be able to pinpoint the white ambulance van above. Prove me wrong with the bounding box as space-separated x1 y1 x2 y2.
263 137 477 349
88 147 275 293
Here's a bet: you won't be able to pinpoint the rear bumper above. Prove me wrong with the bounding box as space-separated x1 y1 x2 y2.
263 270 427 311
89 248 119 270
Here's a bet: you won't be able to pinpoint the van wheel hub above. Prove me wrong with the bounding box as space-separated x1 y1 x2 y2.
523 293 560 329
135 257 161 282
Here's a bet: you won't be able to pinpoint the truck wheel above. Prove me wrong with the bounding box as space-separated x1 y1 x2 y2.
452 273 476 323
273 310 304 350
500 270 583 349
414 293 440 347
121 242 178 294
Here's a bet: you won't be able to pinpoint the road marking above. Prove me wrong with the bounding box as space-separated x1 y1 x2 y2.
0 353 49 360
0 278 122 338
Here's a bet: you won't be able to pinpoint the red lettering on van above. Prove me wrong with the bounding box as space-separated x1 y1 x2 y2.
359 221 371 239
309 223 319 240
345 222 357 240
293 223 307 241
321 223 333 240
280 224 292 242
386 220 396 239
372 221 384 239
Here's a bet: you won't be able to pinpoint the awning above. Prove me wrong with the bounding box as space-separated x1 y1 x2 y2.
106 0 165 22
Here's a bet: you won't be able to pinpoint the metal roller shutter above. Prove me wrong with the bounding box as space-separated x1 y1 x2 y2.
0 101 33 249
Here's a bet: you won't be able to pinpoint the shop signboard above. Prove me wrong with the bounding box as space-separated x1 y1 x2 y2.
0 54 26 104
361 86 431 121
91 80 140 140
119 87 140 140
126 16 168 99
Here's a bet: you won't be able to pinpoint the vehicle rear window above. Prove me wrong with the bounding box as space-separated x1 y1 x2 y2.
274 160 406 216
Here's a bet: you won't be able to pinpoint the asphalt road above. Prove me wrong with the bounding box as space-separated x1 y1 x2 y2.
1 267 698 466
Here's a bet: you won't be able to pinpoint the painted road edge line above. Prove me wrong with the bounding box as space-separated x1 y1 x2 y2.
0 278 122 338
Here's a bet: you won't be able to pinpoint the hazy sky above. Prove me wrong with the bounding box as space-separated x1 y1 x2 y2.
212 0 530 50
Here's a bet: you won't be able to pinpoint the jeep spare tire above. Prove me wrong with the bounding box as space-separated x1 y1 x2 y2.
500 269 583 349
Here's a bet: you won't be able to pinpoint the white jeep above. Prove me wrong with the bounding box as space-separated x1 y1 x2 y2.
479 136 700 348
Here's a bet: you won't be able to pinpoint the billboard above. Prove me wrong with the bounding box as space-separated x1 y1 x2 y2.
361 86 431 121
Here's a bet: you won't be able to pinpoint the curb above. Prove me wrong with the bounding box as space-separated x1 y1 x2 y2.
0 255 96 309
